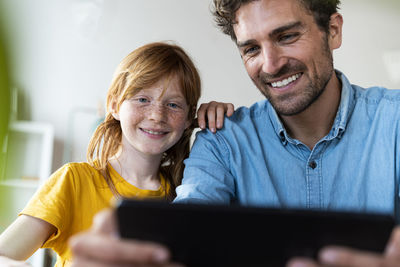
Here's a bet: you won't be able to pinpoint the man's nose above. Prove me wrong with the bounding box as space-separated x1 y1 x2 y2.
261 45 286 75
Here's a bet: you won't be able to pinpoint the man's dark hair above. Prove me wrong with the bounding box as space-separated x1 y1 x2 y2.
212 0 341 42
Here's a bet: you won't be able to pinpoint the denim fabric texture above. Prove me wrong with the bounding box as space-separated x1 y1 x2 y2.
175 71 400 220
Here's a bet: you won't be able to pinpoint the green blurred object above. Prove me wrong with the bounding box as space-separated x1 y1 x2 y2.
0 25 11 233
0 34 10 150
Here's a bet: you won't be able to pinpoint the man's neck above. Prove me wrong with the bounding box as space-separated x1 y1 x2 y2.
280 73 342 150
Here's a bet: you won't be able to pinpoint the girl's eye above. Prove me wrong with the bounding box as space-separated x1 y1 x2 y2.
167 103 178 109
137 98 148 103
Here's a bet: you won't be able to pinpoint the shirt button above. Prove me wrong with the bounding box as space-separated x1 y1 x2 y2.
309 161 317 169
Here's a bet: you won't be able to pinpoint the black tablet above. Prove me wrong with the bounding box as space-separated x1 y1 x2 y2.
117 199 395 267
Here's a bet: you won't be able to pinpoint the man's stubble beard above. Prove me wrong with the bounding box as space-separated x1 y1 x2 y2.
255 37 334 116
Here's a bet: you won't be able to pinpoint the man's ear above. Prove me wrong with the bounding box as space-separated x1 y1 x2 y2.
110 100 120 121
328 13 343 50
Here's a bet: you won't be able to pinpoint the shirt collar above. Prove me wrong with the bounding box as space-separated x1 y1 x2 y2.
268 70 355 145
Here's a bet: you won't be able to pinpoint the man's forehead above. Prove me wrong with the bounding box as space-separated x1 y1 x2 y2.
233 0 307 42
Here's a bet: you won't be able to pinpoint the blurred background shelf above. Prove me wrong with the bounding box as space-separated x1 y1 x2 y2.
0 178 40 188
0 120 54 267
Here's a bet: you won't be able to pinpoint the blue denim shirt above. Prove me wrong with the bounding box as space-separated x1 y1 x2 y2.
175 71 400 220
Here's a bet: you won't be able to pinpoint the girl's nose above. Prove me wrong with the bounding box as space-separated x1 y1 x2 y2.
148 104 166 122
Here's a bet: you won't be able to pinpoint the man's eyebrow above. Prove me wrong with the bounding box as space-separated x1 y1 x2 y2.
237 39 256 49
236 21 304 48
270 21 304 37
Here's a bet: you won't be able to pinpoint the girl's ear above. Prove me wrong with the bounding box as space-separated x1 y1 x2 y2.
110 100 120 121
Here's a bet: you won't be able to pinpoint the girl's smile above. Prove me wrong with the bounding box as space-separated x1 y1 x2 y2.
112 74 191 158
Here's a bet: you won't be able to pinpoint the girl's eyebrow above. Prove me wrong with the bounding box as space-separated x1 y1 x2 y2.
162 92 186 99
155 93 187 103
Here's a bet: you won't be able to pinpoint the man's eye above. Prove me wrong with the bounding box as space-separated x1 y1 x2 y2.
167 103 179 109
279 33 299 43
244 46 259 55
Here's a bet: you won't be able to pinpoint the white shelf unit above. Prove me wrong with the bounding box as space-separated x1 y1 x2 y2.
0 120 55 267
0 178 40 189
1 121 54 186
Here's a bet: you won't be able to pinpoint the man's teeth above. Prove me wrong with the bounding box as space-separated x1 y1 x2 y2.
143 129 165 135
271 73 301 88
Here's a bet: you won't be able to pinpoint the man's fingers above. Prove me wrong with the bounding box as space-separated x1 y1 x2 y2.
197 103 207 129
70 232 170 264
385 226 400 259
196 101 235 131
72 257 184 267
91 209 117 235
197 101 219 131
71 256 131 267
226 103 234 117
286 257 321 267
287 228 400 267
318 246 383 267
206 102 217 133
216 105 225 129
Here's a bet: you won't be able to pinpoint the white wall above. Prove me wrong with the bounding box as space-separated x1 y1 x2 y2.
0 0 399 171
335 0 400 87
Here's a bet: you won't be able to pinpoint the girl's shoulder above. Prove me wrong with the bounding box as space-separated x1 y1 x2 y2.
46 162 107 189
52 162 99 178
61 161 98 173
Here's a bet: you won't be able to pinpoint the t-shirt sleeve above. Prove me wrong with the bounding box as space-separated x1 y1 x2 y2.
20 163 77 251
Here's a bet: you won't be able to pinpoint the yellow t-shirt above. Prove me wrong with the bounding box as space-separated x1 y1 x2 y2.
20 162 170 267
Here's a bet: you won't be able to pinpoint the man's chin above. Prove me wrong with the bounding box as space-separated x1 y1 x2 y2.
270 99 311 116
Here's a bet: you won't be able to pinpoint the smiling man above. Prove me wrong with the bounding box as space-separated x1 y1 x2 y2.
69 0 400 266
176 0 400 213
174 0 400 266
235 0 339 119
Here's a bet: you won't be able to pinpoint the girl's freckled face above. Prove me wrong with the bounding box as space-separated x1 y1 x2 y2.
114 74 191 157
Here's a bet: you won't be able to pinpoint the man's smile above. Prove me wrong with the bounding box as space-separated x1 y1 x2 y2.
270 73 302 88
